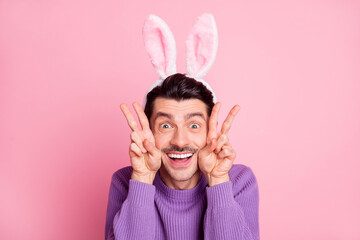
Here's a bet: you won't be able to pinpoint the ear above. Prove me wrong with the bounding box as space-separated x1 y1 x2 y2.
186 13 218 79
143 14 177 79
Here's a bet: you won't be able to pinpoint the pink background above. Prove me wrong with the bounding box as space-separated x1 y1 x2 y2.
1 0 359 239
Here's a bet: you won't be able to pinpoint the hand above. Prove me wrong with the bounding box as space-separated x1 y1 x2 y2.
198 102 240 187
120 102 162 184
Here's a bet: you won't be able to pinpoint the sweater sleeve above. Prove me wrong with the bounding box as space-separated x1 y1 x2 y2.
105 168 156 240
204 165 259 240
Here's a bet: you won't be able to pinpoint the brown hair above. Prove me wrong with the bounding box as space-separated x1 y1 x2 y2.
144 73 215 120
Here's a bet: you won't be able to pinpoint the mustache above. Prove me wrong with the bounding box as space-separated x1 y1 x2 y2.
162 145 198 153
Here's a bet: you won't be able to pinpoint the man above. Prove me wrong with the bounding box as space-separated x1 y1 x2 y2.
105 73 259 239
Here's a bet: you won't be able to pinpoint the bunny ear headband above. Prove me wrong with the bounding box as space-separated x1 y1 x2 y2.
142 13 218 106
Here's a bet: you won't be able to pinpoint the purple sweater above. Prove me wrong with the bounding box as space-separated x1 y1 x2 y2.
105 164 259 240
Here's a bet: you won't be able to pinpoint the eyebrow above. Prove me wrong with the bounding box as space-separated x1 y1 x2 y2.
185 112 206 121
154 112 173 121
153 112 206 122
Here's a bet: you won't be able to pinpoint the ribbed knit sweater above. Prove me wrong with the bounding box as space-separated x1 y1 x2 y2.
105 164 259 240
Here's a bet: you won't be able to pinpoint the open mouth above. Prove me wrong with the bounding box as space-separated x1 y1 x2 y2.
166 152 194 167
167 153 193 161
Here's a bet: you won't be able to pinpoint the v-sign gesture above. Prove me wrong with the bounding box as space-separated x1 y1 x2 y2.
120 102 162 184
198 102 241 187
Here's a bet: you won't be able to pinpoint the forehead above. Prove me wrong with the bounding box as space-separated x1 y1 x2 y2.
151 98 208 121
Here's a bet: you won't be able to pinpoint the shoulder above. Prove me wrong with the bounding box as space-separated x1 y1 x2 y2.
229 164 256 179
228 164 258 192
110 166 133 191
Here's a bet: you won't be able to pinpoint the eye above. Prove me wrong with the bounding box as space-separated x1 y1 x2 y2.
160 123 172 129
190 123 200 129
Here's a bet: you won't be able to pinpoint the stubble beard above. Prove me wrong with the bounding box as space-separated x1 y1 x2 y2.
162 161 200 182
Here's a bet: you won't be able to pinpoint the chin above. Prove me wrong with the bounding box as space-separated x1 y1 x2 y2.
168 167 199 182
161 156 200 182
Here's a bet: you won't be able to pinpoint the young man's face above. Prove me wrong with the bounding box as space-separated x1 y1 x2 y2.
150 97 209 189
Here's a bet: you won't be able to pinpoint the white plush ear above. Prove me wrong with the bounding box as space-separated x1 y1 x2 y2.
143 14 177 79
186 13 218 79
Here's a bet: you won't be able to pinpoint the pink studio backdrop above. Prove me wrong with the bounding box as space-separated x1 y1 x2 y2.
1 0 359 239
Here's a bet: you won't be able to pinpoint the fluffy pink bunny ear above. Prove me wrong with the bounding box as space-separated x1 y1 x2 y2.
143 14 177 79
186 13 218 79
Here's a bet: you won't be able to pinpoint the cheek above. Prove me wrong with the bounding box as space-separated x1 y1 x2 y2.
154 132 173 149
191 131 207 148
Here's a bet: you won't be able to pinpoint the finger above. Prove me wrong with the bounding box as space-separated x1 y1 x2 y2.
221 105 240 135
133 102 150 130
202 138 217 156
143 139 159 157
130 142 143 157
215 134 228 153
130 131 146 153
120 103 140 132
218 146 236 160
208 102 221 142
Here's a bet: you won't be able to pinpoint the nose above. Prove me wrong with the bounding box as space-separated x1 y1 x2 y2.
170 127 190 148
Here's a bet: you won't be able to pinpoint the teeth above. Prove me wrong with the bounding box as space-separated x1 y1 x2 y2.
167 153 193 159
